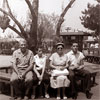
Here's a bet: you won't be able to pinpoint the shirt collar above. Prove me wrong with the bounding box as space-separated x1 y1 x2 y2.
56 52 64 57
18 49 28 56
70 50 80 55
36 54 45 58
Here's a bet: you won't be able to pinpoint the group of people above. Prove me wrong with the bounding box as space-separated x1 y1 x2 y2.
10 39 92 100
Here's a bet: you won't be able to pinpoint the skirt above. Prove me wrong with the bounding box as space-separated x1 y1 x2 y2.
50 69 70 88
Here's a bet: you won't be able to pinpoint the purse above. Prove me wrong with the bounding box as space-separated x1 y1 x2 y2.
51 69 69 77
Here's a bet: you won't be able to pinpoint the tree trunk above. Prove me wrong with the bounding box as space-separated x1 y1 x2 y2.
28 0 39 54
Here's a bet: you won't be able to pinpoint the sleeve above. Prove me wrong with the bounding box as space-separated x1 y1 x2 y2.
49 54 54 61
29 51 35 65
80 52 85 60
12 51 17 64
66 53 70 63
66 54 69 64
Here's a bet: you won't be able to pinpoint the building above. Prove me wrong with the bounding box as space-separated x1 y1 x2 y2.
60 31 91 51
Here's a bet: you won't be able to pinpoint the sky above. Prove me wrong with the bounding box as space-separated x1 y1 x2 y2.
0 0 98 37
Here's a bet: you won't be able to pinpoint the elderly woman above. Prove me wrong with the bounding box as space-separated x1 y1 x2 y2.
49 43 70 100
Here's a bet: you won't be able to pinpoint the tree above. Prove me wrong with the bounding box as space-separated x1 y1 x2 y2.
0 0 76 53
0 0 39 53
80 1 100 42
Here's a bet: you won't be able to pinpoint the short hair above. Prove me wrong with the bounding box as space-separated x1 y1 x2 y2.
19 39 27 45
71 42 78 46
36 45 43 51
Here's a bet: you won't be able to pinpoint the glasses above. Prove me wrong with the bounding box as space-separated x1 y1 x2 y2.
57 47 63 50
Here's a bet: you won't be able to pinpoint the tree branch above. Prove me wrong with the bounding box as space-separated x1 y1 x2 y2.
0 8 28 38
25 0 36 19
5 0 25 33
56 0 76 36
8 25 24 38
5 0 12 14
61 0 76 17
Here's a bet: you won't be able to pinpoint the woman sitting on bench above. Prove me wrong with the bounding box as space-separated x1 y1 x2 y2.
49 42 70 100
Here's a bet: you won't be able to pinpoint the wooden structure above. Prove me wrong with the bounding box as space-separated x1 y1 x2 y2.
0 66 13 97
60 31 91 51
83 39 100 64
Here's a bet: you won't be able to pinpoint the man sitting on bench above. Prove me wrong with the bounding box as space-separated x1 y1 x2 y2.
10 39 34 100
66 42 92 100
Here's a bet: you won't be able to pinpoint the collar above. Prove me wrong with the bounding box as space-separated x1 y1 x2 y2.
35 54 45 58
56 52 64 57
70 50 80 55
18 49 28 56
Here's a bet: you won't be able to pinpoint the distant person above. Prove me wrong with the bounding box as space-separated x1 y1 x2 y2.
66 42 92 100
33 46 50 99
49 42 70 100
95 43 99 48
90 43 95 48
10 39 34 100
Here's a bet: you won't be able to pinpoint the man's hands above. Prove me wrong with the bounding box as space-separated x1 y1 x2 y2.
69 65 78 70
56 66 66 70
17 72 26 80
69 65 84 70
76 65 84 70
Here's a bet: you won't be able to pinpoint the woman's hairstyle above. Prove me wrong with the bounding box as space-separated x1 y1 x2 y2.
56 42 64 48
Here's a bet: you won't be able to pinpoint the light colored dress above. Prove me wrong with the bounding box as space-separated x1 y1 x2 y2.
49 52 70 88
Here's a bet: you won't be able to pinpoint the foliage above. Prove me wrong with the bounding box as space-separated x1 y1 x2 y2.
0 15 10 31
80 3 100 36
38 13 59 39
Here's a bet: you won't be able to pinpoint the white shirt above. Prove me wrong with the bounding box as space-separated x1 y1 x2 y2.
66 50 85 67
34 54 46 70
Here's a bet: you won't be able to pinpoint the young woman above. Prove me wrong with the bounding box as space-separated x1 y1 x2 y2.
49 42 70 100
33 46 50 98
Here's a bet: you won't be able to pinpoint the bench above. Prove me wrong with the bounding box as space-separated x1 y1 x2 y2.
0 71 13 97
75 64 100 92
0 65 13 98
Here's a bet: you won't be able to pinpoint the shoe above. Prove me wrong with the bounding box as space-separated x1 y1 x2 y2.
17 97 22 100
86 91 93 99
72 93 77 100
24 96 29 100
56 97 61 100
45 94 50 99
63 96 67 99
31 95 35 100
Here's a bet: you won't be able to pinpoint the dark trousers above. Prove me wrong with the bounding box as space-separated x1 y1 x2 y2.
11 71 33 97
69 68 91 94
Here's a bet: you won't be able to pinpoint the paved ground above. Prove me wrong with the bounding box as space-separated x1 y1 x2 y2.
0 55 100 100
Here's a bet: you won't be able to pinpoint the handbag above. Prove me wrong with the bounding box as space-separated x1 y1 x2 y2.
51 69 69 77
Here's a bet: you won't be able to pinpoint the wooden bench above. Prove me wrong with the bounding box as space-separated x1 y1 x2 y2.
75 64 100 92
0 65 13 98
0 71 13 97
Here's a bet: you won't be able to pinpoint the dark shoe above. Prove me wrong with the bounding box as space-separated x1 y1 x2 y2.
72 93 77 100
86 91 93 99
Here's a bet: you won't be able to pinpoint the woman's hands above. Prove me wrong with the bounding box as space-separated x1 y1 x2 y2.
37 74 43 81
55 66 66 70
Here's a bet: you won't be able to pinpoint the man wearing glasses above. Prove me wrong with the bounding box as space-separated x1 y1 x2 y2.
66 42 92 100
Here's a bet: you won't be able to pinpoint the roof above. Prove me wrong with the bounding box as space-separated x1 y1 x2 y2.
60 31 91 36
